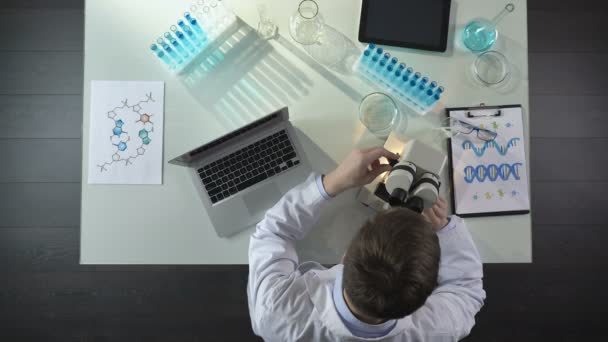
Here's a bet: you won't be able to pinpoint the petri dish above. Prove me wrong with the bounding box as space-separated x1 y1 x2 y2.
473 51 510 86
359 92 399 138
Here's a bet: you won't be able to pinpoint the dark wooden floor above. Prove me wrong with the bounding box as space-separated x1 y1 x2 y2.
1 0 607 341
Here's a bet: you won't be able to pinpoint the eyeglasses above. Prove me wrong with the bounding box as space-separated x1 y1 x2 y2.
438 118 498 142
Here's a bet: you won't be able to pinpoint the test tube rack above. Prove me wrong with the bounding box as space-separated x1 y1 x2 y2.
353 44 445 115
149 1 238 75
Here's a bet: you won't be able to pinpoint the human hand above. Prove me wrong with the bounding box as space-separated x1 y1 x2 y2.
323 147 399 197
422 197 450 232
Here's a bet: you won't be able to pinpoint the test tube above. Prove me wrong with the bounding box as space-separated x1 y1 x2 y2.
383 64 394 79
187 16 209 43
418 89 435 102
172 26 196 53
434 86 445 96
369 54 380 69
425 94 441 108
401 67 413 84
389 57 398 67
150 44 174 68
397 63 406 73
404 79 417 95
382 52 391 62
411 83 426 99
360 49 372 63
390 68 402 84
410 72 421 84
419 77 429 88
179 20 202 46
375 59 387 74
164 32 189 59
157 38 183 64
368 43 376 50
426 81 438 94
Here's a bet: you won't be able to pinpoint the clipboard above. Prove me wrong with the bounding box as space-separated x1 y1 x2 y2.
446 104 530 217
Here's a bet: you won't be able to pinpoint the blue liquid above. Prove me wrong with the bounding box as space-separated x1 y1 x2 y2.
435 86 445 95
427 81 438 92
159 40 182 64
368 43 376 50
383 64 394 78
389 57 398 66
411 84 426 99
391 70 402 83
369 55 380 68
375 60 386 73
151 44 173 67
462 20 497 52
404 80 417 95
360 49 371 62
179 20 202 46
411 72 421 83
189 18 208 42
164 32 189 58
419 89 435 102
425 94 441 107
175 30 196 53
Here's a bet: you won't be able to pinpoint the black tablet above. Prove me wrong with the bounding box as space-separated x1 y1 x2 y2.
358 0 452 52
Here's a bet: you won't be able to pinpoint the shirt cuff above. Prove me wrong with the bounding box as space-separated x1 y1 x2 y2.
437 215 458 234
315 174 333 200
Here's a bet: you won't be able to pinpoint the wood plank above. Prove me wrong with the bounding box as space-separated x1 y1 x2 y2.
0 228 79 271
0 95 82 138
0 183 80 227
530 138 608 181
528 0 608 11
465 264 608 341
0 52 83 95
0 10 83 51
0 139 81 182
531 182 608 224
0 0 83 9
533 225 608 266
529 95 608 138
528 11 608 52
529 53 608 95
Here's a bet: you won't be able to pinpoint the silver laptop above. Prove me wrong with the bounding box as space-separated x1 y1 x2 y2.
169 107 312 237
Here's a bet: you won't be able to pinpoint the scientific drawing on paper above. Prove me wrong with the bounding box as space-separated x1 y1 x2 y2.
87 81 165 185
97 93 156 172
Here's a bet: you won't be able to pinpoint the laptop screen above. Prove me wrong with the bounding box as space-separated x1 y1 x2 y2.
169 108 286 166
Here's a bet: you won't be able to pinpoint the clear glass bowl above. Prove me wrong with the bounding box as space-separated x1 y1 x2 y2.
473 51 510 86
359 92 399 138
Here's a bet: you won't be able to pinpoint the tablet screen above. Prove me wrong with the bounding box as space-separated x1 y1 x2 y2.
359 0 451 52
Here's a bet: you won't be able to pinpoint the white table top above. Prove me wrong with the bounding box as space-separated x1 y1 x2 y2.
81 0 531 264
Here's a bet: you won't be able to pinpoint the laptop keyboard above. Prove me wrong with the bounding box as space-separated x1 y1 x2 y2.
197 130 300 204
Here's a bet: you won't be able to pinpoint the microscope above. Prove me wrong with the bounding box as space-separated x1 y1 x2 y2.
357 135 447 213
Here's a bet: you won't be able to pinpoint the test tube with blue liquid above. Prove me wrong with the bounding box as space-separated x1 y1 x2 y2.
390 67 402 83
425 94 441 108
401 67 413 84
157 38 183 64
185 12 208 40
369 47 383 67
375 59 387 74
383 64 394 80
172 25 196 53
179 20 202 48
150 44 174 69
164 32 189 59
360 49 372 63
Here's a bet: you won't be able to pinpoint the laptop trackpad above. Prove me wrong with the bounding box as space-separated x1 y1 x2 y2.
243 182 282 216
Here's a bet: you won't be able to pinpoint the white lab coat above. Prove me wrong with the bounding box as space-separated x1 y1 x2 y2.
248 175 486 342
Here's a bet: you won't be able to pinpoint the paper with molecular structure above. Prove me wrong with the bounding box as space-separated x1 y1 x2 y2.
87 81 165 184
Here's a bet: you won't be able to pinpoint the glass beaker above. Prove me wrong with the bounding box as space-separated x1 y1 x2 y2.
359 93 399 138
473 50 510 86
462 3 515 52
289 0 324 45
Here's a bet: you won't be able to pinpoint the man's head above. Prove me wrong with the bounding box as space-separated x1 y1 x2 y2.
342 208 440 321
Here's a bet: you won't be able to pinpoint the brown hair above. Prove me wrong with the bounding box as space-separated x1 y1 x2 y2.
342 208 440 320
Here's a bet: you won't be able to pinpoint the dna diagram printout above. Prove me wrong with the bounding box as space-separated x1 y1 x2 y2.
87 81 165 185
449 106 530 216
